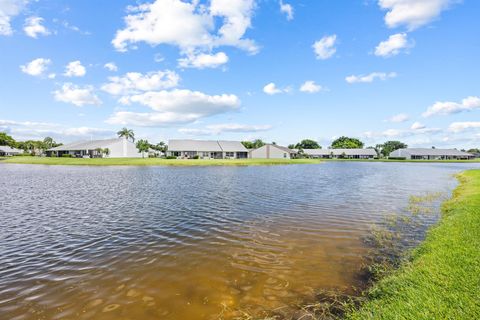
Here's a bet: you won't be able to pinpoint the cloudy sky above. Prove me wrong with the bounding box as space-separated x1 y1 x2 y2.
1 0 479 148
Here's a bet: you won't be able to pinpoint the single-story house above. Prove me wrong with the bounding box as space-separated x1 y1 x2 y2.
167 140 248 159
250 144 297 159
389 148 474 160
0 145 23 156
47 138 142 158
302 148 377 159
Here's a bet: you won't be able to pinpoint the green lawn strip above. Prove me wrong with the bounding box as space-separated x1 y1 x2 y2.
0 156 322 166
348 170 480 319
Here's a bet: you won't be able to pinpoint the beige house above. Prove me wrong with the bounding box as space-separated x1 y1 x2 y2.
167 140 249 159
47 138 142 158
250 144 297 159
303 148 377 159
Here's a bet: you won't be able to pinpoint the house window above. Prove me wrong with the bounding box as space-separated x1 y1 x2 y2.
284 153 287 158
226 152 234 158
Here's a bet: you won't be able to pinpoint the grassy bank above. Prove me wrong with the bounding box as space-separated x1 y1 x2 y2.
348 169 480 319
322 158 480 163
0 156 322 166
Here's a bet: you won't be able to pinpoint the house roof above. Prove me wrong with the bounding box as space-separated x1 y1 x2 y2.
390 148 473 157
0 145 22 153
168 139 247 152
270 144 297 154
48 138 122 151
303 148 377 156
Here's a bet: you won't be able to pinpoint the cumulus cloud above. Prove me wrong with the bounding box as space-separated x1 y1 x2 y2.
112 0 257 68
422 96 480 117
104 62 118 72
20 58 51 76
386 113 409 123
179 123 272 135
53 83 102 107
178 51 229 69
0 0 27 36
378 0 456 30
411 121 426 130
346 72 397 84
64 60 86 77
299 80 323 93
313 35 337 60
263 82 286 95
364 125 441 139
279 1 293 21
375 33 412 57
24 16 49 38
448 122 480 133
101 70 180 96
107 89 240 127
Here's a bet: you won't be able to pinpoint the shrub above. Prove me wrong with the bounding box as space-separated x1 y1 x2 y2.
388 157 406 160
192 155 200 159
165 156 177 159
61 154 73 158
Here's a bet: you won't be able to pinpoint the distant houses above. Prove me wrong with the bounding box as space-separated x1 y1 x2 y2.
167 140 248 159
302 148 377 159
0 145 22 156
250 144 297 159
47 138 142 158
389 148 474 160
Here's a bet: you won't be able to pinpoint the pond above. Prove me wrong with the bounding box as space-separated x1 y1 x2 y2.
1 162 479 319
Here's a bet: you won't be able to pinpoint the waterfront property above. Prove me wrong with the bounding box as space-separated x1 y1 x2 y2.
250 144 297 159
0 145 22 156
303 148 377 159
167 139 249 159
389 148 474 160
47 138 142 158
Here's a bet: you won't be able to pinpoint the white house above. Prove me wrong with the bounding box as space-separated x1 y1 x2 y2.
167 140 249 159
389 148 474 160
0 145 23 156
250 144 297 159
47 138 142 158
302 148 377 159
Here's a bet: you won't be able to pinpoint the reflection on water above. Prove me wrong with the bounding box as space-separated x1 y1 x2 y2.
0 162 477 319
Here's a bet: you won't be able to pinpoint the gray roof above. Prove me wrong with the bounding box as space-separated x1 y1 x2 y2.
168 139 247 152
0 145 22 153
48 138 122 151
390 148 473 157
270 144 297 154
303 148 377 156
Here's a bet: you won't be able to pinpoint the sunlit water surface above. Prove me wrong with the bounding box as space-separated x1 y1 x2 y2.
1 162 478 319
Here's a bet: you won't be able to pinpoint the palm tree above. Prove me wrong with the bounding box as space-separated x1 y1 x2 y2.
117 128 135 142
136 139 150 158
103 148 110 157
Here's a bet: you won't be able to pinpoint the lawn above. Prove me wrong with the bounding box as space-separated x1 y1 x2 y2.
0 156 322 166
347 169 480 319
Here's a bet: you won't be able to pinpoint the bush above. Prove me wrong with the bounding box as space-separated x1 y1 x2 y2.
388 157 406 160
192 155 200 159
61 154 73 158
165 156 177 159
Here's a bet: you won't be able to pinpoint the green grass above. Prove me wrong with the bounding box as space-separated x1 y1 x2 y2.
322 158 480 163
347 169 480 319
0 156 322 166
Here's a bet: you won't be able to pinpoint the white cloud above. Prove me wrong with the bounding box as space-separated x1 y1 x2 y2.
387 113 409 123
20 58 51 76
104 62 118 72
375 33 412 57
53 83 102 107
299 80 323 93
422 96 480 117
64 60 86 77
0 0 27 36
263 82 284 95
279 1 293 21
378 0 456 30
179 123 272 135
411 121 426 130
101 70 180 96
448 122 480 133
178 51 229 69
346 72 397 84
112 0 258 66
364 125 441 139
107 89 241 127
24 16 49 38
313 35 337 60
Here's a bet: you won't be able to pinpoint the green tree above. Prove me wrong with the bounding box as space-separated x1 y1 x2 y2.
378 140 408 157
330 136 364 149
242 139 265 149
467 148 479 154
117 128 135 142
0 132 16 147
294 139 321 149
136 139 150 158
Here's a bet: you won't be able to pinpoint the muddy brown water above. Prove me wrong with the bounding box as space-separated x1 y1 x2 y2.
1 162 478 319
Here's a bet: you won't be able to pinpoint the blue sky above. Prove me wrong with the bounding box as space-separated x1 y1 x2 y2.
1 0 479 148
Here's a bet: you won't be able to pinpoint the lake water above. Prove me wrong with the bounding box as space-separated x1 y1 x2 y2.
1 162 478 319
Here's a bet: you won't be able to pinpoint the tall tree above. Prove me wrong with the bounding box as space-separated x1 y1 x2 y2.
136 139 150 158
117 128 135 142
294 139 321 149
242 139 266 149
379 140 408 157
0 132 16 147
330 136 364 149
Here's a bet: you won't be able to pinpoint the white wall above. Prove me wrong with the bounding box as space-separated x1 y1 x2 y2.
105 139 142 158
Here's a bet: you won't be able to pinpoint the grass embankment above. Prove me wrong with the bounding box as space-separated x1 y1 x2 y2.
323 158 480 163
348 169 480 319
0 156 321 166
